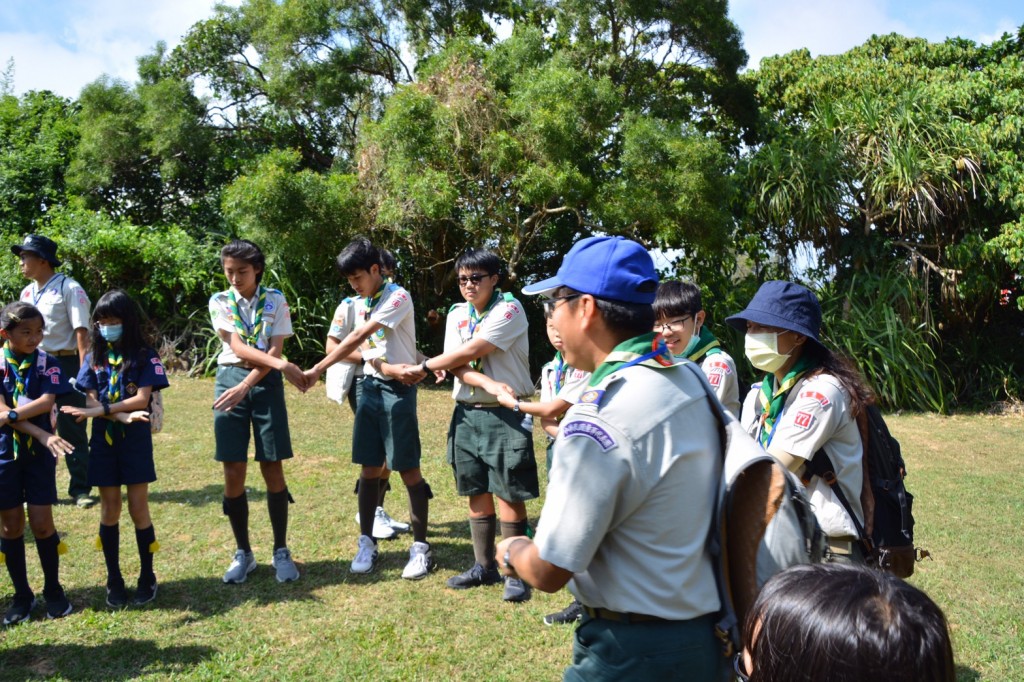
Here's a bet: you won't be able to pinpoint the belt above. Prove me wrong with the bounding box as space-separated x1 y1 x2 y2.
221 362 255 370
827 537 858 555
51 349 78 357
581 606 670 623
457 401 501 409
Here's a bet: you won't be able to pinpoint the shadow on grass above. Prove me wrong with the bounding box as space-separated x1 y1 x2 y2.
2 640 216 680
956 666 981 681
146 485 266 506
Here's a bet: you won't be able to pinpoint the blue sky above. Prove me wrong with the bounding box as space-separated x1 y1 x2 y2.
1 0 1021 97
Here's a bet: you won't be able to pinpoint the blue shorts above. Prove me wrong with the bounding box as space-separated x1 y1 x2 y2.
88 422 157 487
0 442 58 509
352 377 421 471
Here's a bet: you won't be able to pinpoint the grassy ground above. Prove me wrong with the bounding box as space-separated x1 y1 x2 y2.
0 377 1021 681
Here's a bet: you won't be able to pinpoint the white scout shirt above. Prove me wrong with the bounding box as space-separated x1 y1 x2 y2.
444 293 532 403
209 287 293 365
534 362 722 620
699 350 741 418
20 274 91 353
740 373 864 537
539 355 590 405
326 296 364 403
357 282 417 380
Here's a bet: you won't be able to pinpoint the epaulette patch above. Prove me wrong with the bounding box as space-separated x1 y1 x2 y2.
448 303 461 313
578 389 605 405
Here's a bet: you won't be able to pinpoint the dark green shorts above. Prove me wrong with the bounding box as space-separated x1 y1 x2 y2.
214 367 293 463
446 403 538 502
352 377 421 471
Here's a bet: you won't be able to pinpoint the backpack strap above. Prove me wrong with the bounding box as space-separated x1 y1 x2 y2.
806 445 874 556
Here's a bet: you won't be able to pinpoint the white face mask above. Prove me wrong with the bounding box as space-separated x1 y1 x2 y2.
744 332 791 373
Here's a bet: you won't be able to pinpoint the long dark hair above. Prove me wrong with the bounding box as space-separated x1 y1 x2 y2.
743 563 955 682
90 289 149 371
805 342 875 414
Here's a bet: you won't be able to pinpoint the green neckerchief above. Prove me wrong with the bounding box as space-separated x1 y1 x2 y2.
105 348 124 446
3 343 36 457
364 281 387 310
686 326 723 362
468 289 501 372
228 286 267 348
757 355 817 447
589 332 674 386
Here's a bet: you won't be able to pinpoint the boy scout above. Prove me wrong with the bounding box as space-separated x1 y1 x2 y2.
496 236 724 680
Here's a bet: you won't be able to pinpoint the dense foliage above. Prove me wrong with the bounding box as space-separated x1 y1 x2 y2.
0 1 1020 408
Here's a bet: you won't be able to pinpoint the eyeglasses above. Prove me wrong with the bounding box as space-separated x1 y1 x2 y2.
654 315 693 334
457 273 489 286
542 294 582 317
733 652 750 682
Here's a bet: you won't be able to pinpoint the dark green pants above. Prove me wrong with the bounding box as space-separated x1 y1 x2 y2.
55 354 90 498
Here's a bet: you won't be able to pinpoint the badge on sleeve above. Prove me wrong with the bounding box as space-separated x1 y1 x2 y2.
578 389 605 405
562 420 616 451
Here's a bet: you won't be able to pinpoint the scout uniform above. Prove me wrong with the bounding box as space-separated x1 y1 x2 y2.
740 372 864 541
326 295 364 411
534 333 722 679
20 273 91 500
209 286 294 461
444 291 537 501
679 326 741 418
538 352 590 471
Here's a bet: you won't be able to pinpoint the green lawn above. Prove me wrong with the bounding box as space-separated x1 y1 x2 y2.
0 377 1021 681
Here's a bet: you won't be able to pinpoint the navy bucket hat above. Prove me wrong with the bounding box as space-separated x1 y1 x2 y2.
521 236 658 304
725 281 823 346
11 234 61 267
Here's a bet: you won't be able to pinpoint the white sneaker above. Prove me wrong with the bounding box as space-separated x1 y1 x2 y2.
401 542 434 580
272 547 300 583
223 550 257 584
378 508 410 533
354 507 398 540
350 535 378 574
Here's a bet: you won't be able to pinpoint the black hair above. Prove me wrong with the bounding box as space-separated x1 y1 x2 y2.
557 286 655 338
380 249 397 276
805 343 876 413
455 248 502 277
653 281 703 319
220 239 266 284
336 237 382 277
0 302 44 333
743 563 955 682
90 289 150 373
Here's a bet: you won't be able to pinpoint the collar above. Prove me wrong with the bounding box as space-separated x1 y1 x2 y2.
589 332 674 386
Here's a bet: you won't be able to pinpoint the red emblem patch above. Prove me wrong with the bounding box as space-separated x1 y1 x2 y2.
707 360 732 373
50 375 60 384
798 390 830 407
793 411 814 429
708 372 722 387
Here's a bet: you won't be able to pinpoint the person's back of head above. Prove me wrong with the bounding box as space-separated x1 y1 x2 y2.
336 237 381 277
742 563 955 682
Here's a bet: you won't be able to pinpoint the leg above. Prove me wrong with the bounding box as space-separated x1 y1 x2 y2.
222 462 250 552
127 483 157 594
28 505 71 617
399 468 426 543
97 487 125 595
1 507 32 609
56 355 92 503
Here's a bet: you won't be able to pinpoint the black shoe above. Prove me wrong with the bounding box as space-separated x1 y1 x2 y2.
2 593 35 626
445 562 502 589
502 577 532 603
44 586 73 619
132 578 158 606
544 599 583 625
105 579 129 608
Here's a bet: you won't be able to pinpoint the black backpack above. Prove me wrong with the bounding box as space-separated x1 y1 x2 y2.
807 403 929 577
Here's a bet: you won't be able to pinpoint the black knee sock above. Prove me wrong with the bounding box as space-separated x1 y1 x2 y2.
377 478 392 508
357 477 380 541
34 532 61 595
135 525 157 586
407 480 431 544
99 523 122 587
1 535 32 597
469 515 497 568
223 493 251 553
500 518 529 540
267 489 290 551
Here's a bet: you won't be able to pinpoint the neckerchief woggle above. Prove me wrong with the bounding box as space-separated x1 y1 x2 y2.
685 326 724 362
588 332 674 387
104 348 124 445
228 286 267 349
757 354 817 448
3 342 36 457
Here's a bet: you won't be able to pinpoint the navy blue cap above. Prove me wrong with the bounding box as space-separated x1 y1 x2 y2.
11 234 61 267
521 236 658 304
725 281 823 345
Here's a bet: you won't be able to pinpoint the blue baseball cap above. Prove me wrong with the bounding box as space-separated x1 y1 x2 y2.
521 236 658 304
725 280 823 346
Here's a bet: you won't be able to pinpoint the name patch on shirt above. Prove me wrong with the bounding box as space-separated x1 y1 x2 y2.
798 390 830 407
562 420 616 451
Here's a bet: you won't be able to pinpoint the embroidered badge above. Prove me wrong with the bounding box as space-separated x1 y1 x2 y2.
562 420 616 451
708 371 723 387
265 301 275 313
126 382 138 396
578 389 605 405
154 365 165 375
798 390 831 407
793 410 815 429
707 360 732 373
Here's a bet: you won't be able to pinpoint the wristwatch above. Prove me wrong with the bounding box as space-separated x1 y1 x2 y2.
420 358 431 374
7 410 18 423
513 401 521 413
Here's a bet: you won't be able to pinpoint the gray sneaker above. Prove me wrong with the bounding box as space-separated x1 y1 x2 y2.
222 550 257 584
272 547 300 583
350 535 378 574
401 542 434 580
502 576 532 603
